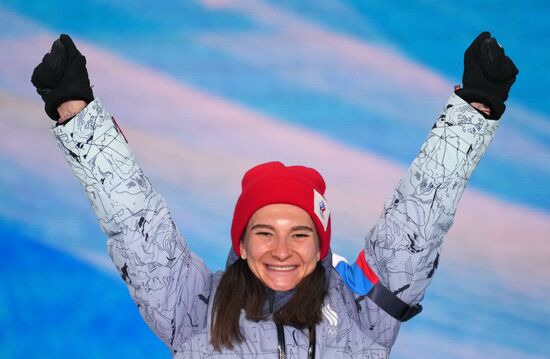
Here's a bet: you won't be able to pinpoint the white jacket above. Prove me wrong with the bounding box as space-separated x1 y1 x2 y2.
51 93 498 358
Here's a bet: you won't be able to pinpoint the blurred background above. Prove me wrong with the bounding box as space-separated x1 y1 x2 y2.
0 1 549 358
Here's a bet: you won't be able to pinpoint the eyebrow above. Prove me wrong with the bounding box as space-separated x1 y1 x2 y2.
250 224 274 231
250 224 314 232
291 226 314 232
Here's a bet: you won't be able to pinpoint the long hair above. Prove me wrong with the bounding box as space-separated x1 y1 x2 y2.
211 258 327 351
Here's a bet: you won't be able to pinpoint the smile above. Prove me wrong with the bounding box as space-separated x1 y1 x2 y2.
265 265 297 271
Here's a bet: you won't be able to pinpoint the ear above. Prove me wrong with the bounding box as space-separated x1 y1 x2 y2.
315 232 321 262
240 240 247 260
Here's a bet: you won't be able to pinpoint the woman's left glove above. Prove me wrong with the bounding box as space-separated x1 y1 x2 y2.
455 31 518 120
31 34 94 121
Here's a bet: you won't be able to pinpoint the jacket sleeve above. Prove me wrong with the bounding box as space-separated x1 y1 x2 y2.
335 93 499 348
50 99 212 351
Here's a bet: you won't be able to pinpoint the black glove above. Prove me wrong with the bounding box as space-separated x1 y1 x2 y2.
31 34 94 121
455 31 518 120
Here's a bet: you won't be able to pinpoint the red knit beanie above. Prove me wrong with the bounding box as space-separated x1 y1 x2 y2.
231 161 331 259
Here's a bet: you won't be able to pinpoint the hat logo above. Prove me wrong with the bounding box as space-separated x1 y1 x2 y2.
313 189 330 231
319 201 326 216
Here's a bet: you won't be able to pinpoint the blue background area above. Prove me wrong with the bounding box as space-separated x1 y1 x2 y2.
2 0 550 211
1 1 549 358
0 218 168 358
269 0 550 115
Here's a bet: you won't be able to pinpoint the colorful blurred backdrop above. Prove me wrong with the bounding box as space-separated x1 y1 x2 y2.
0 1 549 358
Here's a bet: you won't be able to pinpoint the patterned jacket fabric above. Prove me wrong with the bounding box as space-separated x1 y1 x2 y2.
51 93 498 358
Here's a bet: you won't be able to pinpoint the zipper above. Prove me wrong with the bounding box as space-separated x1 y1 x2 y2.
270 289 316 358
277 324 287 359
276 324 316 358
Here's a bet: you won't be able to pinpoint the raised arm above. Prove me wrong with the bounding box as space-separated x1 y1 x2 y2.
362 93 498 333
333 32 518 349
367 31 518 304
31 35 212 351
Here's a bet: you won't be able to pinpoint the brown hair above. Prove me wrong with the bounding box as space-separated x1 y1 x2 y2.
211 258 327 351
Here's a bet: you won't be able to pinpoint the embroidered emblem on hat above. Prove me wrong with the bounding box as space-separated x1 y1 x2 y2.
313 189 330 230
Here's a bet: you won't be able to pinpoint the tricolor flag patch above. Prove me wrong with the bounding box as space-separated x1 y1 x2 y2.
313 189 330 230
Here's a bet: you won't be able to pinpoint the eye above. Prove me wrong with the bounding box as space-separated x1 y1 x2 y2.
254 231 273 237
292 232 311 239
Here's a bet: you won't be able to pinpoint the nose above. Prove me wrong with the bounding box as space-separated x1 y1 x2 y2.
272 237 291 261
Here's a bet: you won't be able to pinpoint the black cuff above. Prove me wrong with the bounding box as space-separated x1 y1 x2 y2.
455 88 505 120
367 283 423 322
44 84 94 121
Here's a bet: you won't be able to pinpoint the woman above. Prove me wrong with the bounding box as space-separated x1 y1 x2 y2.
31 32 517 358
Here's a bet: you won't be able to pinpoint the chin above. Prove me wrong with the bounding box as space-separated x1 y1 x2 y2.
264 280 300 292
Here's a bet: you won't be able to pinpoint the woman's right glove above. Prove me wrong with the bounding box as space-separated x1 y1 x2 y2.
455 31 519 120
31 34 94 121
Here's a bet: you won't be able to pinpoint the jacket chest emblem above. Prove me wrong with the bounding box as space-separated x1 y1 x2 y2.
322 303 338 337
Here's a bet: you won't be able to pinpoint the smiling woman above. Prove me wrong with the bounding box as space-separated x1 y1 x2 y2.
212 163 330 352
30 32 518 358
213 203 327 352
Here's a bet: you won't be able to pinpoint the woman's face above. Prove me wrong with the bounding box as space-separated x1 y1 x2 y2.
240 204 321 292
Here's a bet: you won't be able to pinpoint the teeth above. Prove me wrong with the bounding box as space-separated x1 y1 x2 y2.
267 265 296 271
